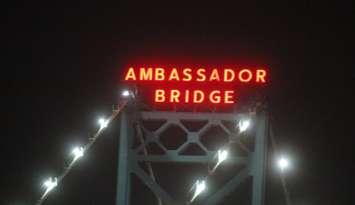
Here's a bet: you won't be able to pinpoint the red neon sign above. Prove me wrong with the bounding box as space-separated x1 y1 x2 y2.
124 67 267 83
154 89 235 104
123 67 268 105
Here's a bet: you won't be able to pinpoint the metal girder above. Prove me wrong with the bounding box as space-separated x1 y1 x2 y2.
132 163 178 205
116 109 267 205
140 111 247 121
134 154 248 164
202 167 251 205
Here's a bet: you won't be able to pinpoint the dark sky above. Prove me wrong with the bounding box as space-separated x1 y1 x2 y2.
2 1 354 205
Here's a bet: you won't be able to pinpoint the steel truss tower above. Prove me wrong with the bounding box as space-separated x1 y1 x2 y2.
116 105 268 205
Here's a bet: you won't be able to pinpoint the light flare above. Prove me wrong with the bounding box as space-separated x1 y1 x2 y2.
72 146 84 161
98 118 109 129
190 179 206 202
238 119 250 133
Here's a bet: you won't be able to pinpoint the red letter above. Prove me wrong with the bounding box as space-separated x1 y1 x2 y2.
155 68 165 81
182 68 192 81
155 89 165 102
224 90 234 104
224 69 235 82
209 69 220 81
170 90 180 102
193 90 205 103
124 67 136 80
209 90 221 103
168 68 180 81
256 69 267 83
238 69 252 82
184 89 190 103
196 68 206 82
139 67 153 80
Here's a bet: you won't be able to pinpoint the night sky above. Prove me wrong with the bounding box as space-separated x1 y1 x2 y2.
2 1 354 205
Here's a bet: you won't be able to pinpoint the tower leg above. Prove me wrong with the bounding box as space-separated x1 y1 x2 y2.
116 110 132 205
252 113 267 205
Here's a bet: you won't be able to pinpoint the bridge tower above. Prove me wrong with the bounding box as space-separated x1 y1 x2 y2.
116 103 268 205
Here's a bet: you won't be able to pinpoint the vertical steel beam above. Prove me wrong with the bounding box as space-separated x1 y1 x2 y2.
116 108 132 205
252 113 268 205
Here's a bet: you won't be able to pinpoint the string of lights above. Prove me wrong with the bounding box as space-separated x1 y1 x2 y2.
35 90 133 205
186 116 293 204
186 117 252 203
33 88 291 205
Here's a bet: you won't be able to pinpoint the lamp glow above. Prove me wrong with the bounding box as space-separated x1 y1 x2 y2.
42 177 57 195
217 149 228 164
98 118 109 129
190 179 206 202
277 157 290 172
121 90 130 97
238 119 250 133
72 146 84 161
211 149 229 172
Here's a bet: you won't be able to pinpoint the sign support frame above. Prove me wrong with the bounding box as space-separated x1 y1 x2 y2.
116 105 267 205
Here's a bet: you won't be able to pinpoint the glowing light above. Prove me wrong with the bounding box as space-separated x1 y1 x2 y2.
217 149 228 164
72 146 84 161
238 119 250 133
43 177 57 194
98 118 109 129
238 69 253 82
278 157 290 172
210 149 229 172
121 90 130 97
190 179 206 202
124 67 268 83
123 67 268 106
153 89 235 104
256 69 267 83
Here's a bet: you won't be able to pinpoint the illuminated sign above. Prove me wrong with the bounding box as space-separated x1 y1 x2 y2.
123 67 268 105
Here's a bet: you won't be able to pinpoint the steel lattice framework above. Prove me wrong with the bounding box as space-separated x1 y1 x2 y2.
116 106 268 205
